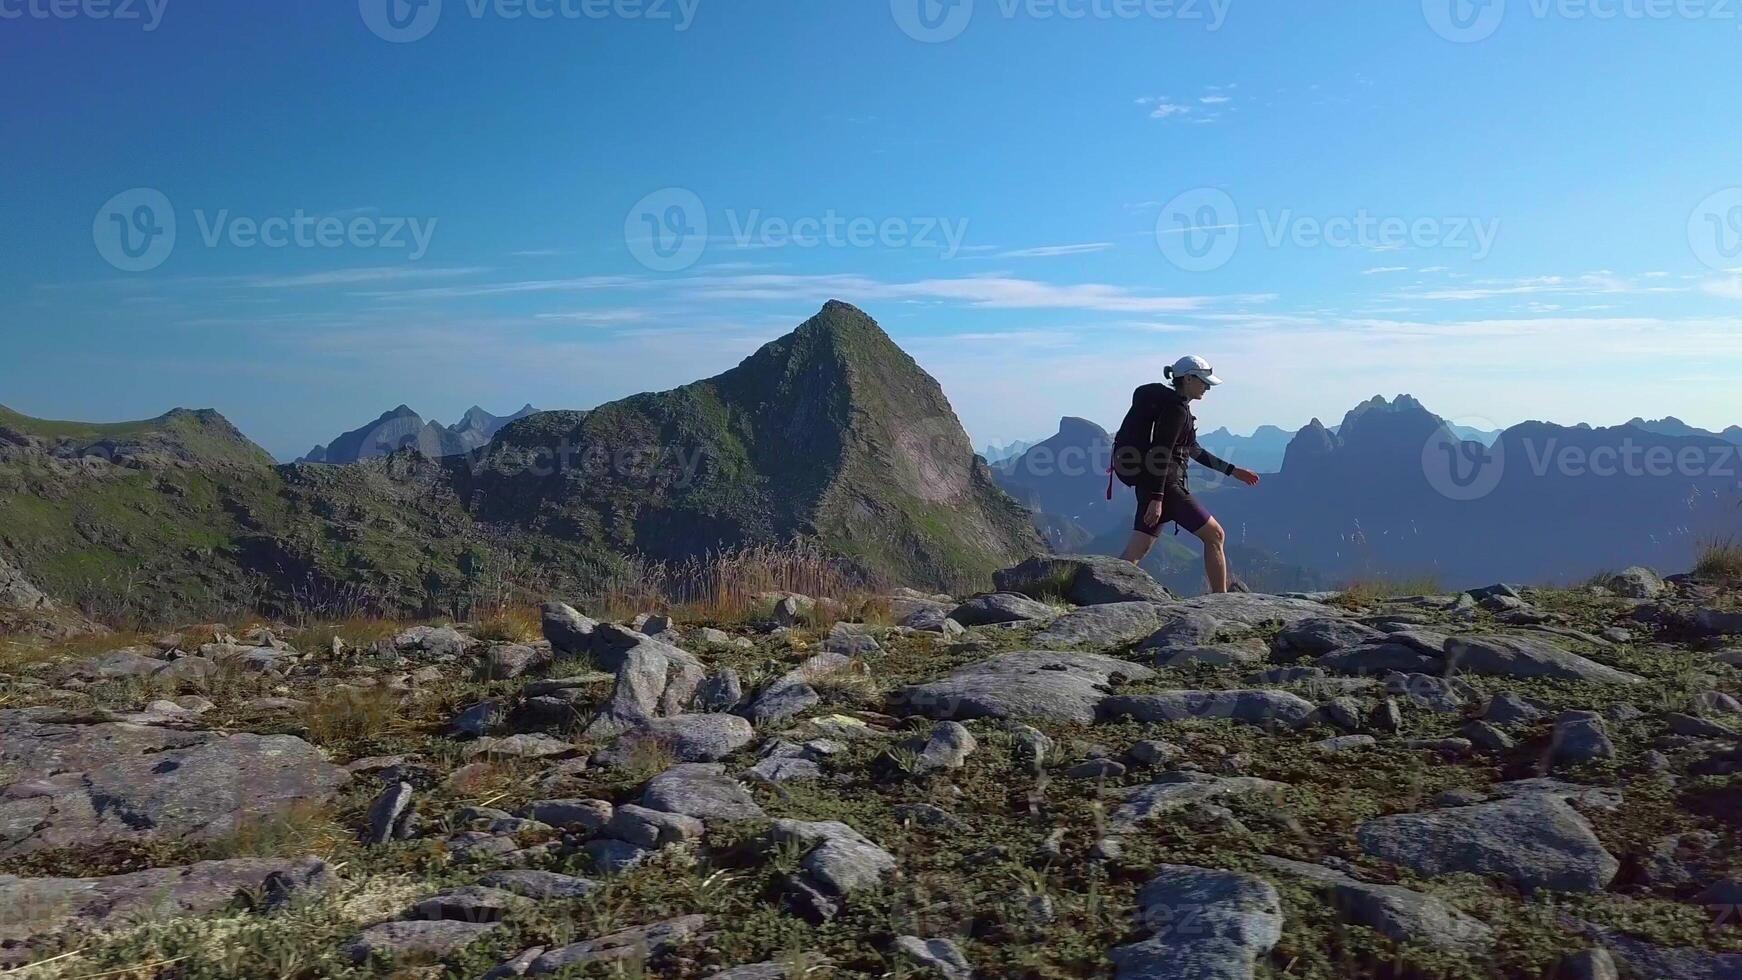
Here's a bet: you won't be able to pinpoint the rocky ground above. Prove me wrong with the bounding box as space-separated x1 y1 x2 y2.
0 556 1739 979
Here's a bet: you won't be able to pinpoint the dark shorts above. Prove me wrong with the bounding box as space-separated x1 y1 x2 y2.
1134 485 1212 536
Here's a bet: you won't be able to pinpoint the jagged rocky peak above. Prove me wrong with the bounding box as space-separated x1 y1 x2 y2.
1280 417 1343 472
1054 416 1111 444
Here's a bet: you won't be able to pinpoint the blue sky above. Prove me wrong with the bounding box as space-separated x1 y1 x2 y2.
4 0 1741 459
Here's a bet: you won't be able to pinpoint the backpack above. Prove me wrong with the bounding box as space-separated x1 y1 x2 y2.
1107 388 1157 496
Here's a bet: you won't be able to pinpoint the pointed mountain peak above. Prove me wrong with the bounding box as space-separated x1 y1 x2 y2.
1056 416 1109 443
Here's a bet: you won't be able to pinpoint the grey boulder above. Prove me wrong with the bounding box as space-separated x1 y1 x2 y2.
894 651 1155 724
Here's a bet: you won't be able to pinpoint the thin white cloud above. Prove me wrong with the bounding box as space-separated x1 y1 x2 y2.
1703 277 1742 300
1362 266 1409 275
995 243 1116 258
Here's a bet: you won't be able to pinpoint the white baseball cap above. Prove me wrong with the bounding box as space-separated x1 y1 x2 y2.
1169 354 1223 387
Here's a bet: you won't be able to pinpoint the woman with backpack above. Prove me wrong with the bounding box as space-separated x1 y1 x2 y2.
1110 355 1261 593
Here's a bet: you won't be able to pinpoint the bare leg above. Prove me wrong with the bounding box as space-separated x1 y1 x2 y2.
1196 518 1228 593
1121 529 1158 564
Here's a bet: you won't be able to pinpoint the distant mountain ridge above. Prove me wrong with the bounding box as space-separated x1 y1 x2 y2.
0 303 1042 622
299 404 539 464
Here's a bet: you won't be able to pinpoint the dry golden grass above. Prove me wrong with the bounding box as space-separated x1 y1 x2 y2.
1329 575 1445 609
297 686 414 746
473 605 542 643
1694 534 1742 581
589 541 889 626
291 617 406 657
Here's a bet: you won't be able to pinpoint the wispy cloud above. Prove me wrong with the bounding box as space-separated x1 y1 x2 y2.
995 243 1116 258
1362 266 1409 275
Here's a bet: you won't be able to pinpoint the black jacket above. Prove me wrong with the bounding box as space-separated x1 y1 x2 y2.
1113 383 1236 501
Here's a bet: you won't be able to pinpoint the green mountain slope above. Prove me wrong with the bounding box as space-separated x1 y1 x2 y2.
461 301 1041 589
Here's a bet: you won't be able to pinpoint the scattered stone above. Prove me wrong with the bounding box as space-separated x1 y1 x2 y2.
1550 711 1617 767
582 838 652 874
894 936 974 979
1111 865 1282 980
1128 739 1182 766
1109 772 1288 833
993 554 1174 606
768 820 897 896
520 799 612 832
696 669 745 712
913 721 978 773
1101 689 1315 728
1694 690 1742 716
477 869 599 900
950 592 1056 626
747 653 852 725
482 644 547 680
527 915 709 974
393 625 474 660
467 734 577 759
1312 735 1377 753
452 698 508 737
1274 617 1388 658
822 622 882 656
1483 692 1547 726
1368 698 1403 733
895 651 1155 724
640 764 767 822
604 803 706 849
1460 720 1516 753
1065 758 1128 779
1317 642 1441 676
1154 639 1271 668
1607 567 1666 599
363 782 415 845
1667 713 1738 739
411 885 524 923
695 627 754 650
593 714 757 767
347 919 498 963
541 602 598 655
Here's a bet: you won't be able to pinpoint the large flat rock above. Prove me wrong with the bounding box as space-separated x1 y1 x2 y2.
893 651 1156 724
1032 602 1178 649
1357 782 1620 893
0 856 332 943
1443 635 1644 684
1258 857 1493 954
0 709 349 858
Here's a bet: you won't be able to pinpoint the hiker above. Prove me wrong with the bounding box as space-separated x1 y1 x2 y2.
1110 355 1261 593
